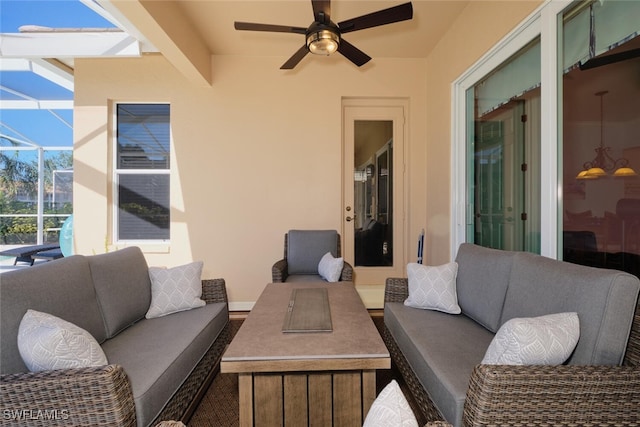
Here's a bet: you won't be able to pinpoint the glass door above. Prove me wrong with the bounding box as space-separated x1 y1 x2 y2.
343 100 406 285
467 39 541 252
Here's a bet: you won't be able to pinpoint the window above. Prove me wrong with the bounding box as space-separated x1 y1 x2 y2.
115 104 170 242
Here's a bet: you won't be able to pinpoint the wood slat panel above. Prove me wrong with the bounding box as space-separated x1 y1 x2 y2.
308 373 332 427
333 371 362 427
284 374 308 426
362 370 377 416
254 374 283 427
238 373 253 427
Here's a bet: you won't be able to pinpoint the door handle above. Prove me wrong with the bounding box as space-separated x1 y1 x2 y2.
346 216 356 222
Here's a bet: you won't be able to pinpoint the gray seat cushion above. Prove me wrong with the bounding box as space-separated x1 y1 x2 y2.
455 243 514 333
101 302 228 427
89 247 152 339
384 302 494 427
287 230 338 275
502 252 640 365
0 255 107 374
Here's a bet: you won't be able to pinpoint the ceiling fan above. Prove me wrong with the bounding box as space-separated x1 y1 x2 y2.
234 1 413 69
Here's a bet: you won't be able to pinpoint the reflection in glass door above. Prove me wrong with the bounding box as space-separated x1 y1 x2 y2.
353 120 393 267
474 102 523 250
467 39 541 253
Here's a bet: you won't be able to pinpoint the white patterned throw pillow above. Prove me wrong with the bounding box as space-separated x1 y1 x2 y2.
146 261 206 319
482 312 580 365
363 380 419 427
404 262 461 314
18 309 108 372
318 252 344 282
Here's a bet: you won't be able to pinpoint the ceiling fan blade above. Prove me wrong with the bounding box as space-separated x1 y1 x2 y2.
338 2 413 34
312 0 331 23
234 22 306 34
281 45 310 69
338 38 371 67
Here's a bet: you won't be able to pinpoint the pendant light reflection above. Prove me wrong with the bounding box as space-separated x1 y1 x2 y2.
576 91 637 180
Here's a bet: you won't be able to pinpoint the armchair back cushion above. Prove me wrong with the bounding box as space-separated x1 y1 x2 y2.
287 230 339 275
89 247 152 339
0 255 107 374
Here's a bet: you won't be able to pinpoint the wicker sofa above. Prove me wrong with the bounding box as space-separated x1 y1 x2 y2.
0 247 229 427
383 243 640 427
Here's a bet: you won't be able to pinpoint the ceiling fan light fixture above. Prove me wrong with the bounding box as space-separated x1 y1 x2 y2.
306 29 339 55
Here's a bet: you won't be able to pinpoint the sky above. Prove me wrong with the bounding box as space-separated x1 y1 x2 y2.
0 0 115 148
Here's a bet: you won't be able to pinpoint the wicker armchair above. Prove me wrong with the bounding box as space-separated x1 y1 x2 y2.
0 279 230 427
383 277 640 427
272 230 353 282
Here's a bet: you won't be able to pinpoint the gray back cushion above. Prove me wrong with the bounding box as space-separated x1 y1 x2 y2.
455 243 515 332
0 255 106 374
287 230 338 275
502 252 640 365
89 247 152 339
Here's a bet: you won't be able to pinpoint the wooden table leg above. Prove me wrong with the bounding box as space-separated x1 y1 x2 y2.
238 373 253 427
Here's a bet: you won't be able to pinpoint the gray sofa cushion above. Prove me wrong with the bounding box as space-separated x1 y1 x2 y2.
385 302 494 427
287 230 338 275
89 247 152 338
101 302 228 427
501 252 640 365
0 255 107 374
455 243 514 332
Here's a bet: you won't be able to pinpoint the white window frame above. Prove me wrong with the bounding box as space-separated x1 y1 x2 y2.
112 102 171 245
451 0 572 260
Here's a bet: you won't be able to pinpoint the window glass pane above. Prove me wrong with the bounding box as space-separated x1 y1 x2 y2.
0 147 72 245
561 4 640 279
117 104 170 170
466 39 542 253
118 174 170 240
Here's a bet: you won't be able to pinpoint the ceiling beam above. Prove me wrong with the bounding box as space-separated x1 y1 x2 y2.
97 0 212 86
0 31 140 58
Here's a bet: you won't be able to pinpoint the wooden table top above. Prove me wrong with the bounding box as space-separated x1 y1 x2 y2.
221 282 389 373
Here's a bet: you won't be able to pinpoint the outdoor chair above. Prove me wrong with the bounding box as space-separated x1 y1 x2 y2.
272 230 353 282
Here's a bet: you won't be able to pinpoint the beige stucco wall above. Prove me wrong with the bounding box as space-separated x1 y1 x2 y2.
73 0 542 308
74 54 428 308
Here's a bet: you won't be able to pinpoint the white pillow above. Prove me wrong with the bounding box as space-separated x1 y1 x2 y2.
404 262 461 314
482 312 580 365
18 309 108 372
318 252 344 282
146 261 206 319
363 380 419 427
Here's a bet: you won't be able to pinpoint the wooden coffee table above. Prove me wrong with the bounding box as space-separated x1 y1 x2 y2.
221 282 390 427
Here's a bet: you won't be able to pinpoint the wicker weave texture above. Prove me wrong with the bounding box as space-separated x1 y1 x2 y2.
464 364 640 426
0 365 136 427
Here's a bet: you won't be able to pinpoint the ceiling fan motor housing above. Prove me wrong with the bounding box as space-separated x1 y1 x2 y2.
306 21 340 55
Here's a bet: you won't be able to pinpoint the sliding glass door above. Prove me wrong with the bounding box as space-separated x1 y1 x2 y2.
466 39 541 253
560 1 640 276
